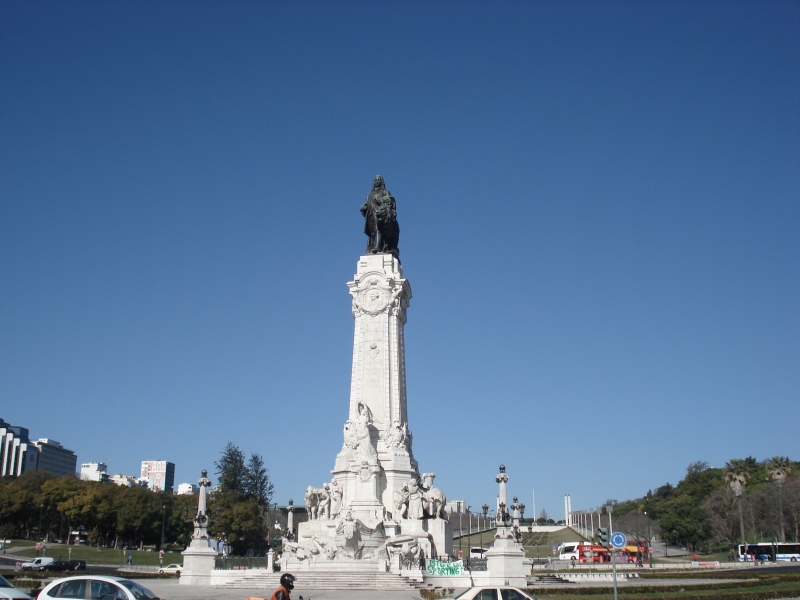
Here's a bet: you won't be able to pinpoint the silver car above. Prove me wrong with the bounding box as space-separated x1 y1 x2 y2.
0 575 32 600
37 576 159 600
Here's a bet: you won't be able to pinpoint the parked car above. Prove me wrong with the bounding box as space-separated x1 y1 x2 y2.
18 557 53 571
40 561 72 572
37 576 159 600
68 560 86 571
455 587 535 600
0 574 32 599
158 564 181 575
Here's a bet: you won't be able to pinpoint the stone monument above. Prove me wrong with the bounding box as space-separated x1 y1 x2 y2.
282 177 452 572
180 470 218 585
483 465 531 586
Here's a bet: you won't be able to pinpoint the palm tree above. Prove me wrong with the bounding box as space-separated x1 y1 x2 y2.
767 456 792 543
724 459 748 547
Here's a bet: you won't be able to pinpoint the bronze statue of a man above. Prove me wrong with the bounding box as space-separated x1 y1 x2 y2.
360 175 399 258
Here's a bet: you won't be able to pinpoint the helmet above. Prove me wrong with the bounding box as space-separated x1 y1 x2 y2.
280 573 296 590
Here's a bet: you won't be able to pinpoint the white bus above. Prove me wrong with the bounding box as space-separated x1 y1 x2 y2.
738 542 800 562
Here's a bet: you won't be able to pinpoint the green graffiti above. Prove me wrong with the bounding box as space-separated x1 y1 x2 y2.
426 559 464 576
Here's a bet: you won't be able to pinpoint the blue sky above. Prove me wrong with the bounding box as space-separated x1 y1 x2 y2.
1 1 798 519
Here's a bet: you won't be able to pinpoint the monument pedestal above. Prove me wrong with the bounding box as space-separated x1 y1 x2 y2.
483 528 532 587
180 542 217 585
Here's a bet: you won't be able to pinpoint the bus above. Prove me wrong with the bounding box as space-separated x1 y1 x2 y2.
558 542 610 563
738 543 800 562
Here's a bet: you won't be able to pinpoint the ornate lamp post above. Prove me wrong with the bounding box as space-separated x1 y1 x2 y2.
481 504 489 549
467 505 472 552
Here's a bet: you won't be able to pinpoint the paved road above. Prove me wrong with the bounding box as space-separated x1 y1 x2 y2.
133 580 425 600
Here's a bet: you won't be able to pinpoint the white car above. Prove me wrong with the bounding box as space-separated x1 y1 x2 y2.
37 576 159 600
0 575 32 600
455 587 535 600
157 563 182 575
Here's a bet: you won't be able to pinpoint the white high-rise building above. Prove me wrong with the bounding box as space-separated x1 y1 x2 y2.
80 462 109 482
0 418 38 477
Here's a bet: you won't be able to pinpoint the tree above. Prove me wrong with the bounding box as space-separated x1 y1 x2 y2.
211 443 273 555
658 493 712 550
767 456 792 542
724 459 749 545
702 487 739 548
242 453 273 508
216 442 247 495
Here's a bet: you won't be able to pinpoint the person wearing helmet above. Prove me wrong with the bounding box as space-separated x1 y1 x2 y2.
270 573 296 600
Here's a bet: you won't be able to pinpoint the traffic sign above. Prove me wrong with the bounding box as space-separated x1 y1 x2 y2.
610 531 627 550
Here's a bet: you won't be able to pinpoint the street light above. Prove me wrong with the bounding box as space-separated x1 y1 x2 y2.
37 503 44 556
160 505 166 564
467 506 472 553
481 504 489 549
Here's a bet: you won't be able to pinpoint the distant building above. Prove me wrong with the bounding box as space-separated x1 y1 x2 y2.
32 438 78 477
80 462 109 482
140 460 175 492
177 483 198 495
0 418 39 477
110 474 145 487
445 500 467 514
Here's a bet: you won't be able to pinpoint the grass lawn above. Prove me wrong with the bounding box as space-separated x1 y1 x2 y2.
13 544 185 566
520 529 587 560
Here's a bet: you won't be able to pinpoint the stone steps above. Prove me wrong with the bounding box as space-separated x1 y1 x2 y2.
213 571 421 590
528 574 572 586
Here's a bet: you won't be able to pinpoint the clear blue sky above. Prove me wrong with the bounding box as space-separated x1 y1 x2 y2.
1 1 798 519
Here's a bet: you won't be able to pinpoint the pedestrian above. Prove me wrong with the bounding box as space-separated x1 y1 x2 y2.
270 573 296 600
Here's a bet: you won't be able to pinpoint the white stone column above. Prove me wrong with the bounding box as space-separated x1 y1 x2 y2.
180 470 217 586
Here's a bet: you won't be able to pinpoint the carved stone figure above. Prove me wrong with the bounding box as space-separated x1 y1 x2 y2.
318 483 331 520
393 485 409 521
305 485 320 520
330 481 343 517
420 473 447 519
360 175 399 258
406 478 425 520
356 402 378 464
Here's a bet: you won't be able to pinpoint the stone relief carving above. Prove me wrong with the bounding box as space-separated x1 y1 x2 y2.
342 420 358 450
350 276 409 321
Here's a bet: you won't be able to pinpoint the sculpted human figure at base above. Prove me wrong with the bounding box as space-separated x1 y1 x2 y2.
318 484 331 520
330 481 343 517
406 478 424 519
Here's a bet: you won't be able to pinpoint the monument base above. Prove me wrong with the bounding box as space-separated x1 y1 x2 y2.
179 544 217 586
482 528 532 587
425 518 453 558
